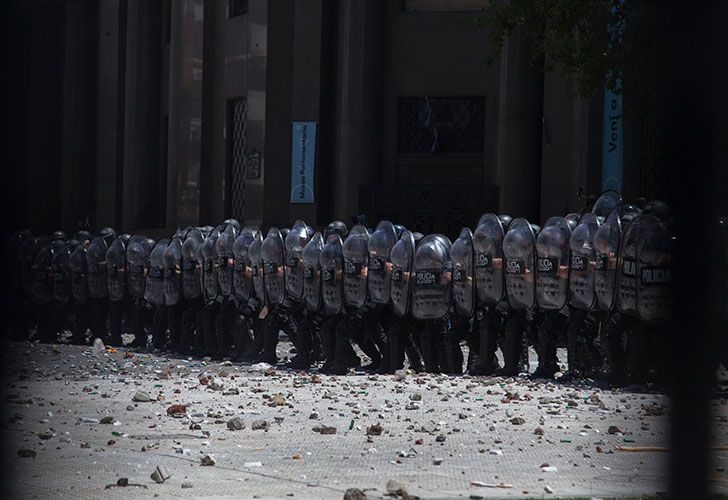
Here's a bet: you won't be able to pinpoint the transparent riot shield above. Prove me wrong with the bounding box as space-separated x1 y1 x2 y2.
302 232 324 312
636 224 673 325
69 244 88 304
285 220 311 302
232 228 257 301
342 224 370 308
451 227 475 317
216 224 237 298
367 220 397 305
262 227 286 305
535 216 571 311
86 236 108 299
411 234 452 320
390 230 416 318
249 231 267 305
617 215 661 316
473 214 505 305
320 234 344 316
594 211 622 311
145 239 168 306
591 190 623 220
201 230 220 302
503 218 536 310
106 237 127 302
163 238 182 306
127 235 152 299
51 246 72 306
568 213 599 310
181 230 204 300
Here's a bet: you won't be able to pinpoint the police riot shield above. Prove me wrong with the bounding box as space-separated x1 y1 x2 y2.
216 224 237 298
181 230 203 300
33 244 55 305
145 240 168 306
320 234 344 316
69 244 88 304
591 190 623 220
20 237 43 298
568 213 599 310
262 227 286 305
503 218 536 310
106 237 127 302
342 224 370 308
636 225 673 325
451 227 475 317
535 217 572 311
367 220 397 305
302 232 324 312
86 236 108 299
126 235 152 299
249 232 267 304
51 245 72 306
390 230 416 317
232 228 257 301
472 214 505 305
617 215 662 316
201 230 220 302
285 220 311 301
594 211 622 311
163 238 182 306
411 234 452 320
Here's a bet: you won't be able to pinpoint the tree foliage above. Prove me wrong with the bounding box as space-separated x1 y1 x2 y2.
476 0 670 101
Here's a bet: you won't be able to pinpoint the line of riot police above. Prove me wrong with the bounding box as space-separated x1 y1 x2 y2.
4 191 682 387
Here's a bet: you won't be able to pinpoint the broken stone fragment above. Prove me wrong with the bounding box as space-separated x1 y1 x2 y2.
166 404 187 416
100 416 114 424
150 465 170 483
510 417 526 425
608 425 623 434
181 482 193 489
132 391 151 402
312 425 337 435
201 454 216 466
252 419 269 430
343 488 368 500
386 479 407 495
366 423 383 436
227 417 245 431
208 377 225 391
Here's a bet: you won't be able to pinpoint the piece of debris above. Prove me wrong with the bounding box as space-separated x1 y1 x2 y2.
344 488 368 500
608 425 623 435
386 479 407 495
201 454 216 466
367 423 383 436
17 449 36 458
252 419 269 431
181 482 193 489
510 417 526 425
150 465 170 483
313 425 337 435
227 417 245 431
100 416 114 424
166 404 186 416
132 391 152 403
544 485 554 494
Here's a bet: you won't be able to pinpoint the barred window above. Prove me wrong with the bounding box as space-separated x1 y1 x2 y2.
228 0 248 18
227 97 246 222
397 96 485 154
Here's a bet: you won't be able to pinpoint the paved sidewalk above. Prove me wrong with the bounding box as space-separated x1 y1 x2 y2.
0 340 722 499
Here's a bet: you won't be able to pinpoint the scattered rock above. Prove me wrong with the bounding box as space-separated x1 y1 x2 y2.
608 425 623 435
181 482 193 489
132 391 151 403
344 488 368 500
201 454 216 466
313 425 337 435
100 416 114 424
309 412 319 420
534 427 544 436
367 423 383 436
544 485 554 494
166 404 187 416
269 394 287 406
227 417 245 431
386 479 407 495
510 417 526 425
409 393 422 401
150 465 170 483
433 458 443 465
435 434 446 442
252 419 270 431
208 377 225 391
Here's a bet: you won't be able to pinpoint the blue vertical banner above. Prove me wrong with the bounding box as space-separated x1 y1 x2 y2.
290 122 317 203
601 82 623 192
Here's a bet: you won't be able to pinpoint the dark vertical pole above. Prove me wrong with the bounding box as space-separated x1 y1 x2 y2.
114 0 127 229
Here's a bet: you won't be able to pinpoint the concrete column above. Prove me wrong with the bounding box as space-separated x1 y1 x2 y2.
332 0 384 223
492 31 543 222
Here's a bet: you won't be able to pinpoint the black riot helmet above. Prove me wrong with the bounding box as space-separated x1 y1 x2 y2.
52 230 66 242
393 224 406 238
223 218 241 232
99 227 117 245
74 231 92 245
324 220 348 240
498 214 513 230
591 190 623 219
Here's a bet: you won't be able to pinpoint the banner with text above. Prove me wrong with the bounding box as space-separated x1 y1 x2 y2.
290 122 317 204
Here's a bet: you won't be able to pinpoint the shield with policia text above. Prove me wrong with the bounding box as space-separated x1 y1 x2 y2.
127 235 152 299
367 220 397 304
86 236 108 299
285 220 312 301
201 230 220 302
216 223 237 298
232 228 257 301
181 229 204 300
249 231 267 305
320 233 344 316
472 214 506 306
303 232 324 312
451 227 475 316
390 229 416 317
411 234 452 320
343 224 370 308
617 214 661 316
568 213 600 310
503 218 536 310
535 216 572 311
636 223 674 325
163 237 182 306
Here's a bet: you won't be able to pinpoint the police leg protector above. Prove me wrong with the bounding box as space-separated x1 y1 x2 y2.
420 320 441 373
499 311 525 376
107 299 125 346
533 311 561 379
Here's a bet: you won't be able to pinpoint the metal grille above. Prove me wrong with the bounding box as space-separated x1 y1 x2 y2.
228 97 247 222
639 106 668 200
398 97 485 154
